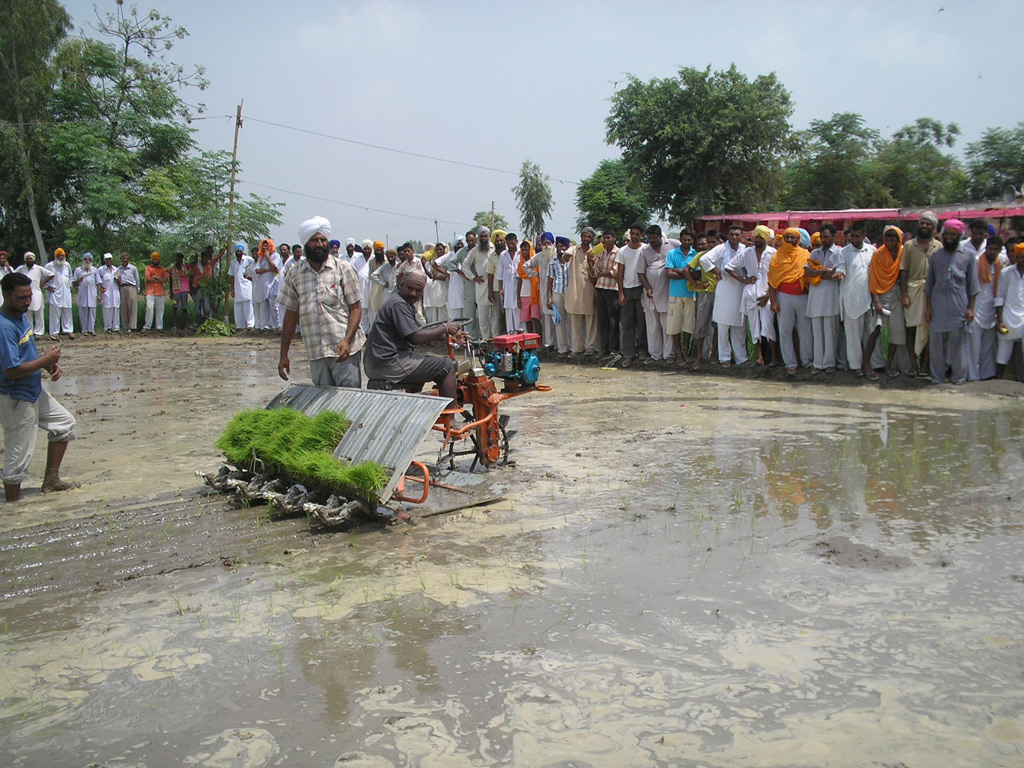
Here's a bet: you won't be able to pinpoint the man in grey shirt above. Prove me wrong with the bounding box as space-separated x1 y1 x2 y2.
925 218 979 384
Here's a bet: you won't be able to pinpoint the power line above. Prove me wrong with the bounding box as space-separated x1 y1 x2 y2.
240 113 582 186
243 180 469 228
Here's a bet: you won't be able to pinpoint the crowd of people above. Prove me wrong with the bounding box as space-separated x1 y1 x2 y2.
2 212 1023 386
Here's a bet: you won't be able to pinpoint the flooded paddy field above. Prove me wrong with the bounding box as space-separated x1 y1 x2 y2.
1 335 1023 767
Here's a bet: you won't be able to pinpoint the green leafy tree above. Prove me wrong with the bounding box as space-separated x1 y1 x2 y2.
575 158 651 234
606 64 793 224
47 2 208 254
782 112 887 209
513 159 553 240
0 0 71 256
874 118 967 207
156 151 282 255
965 122 1024 200
472 210 509 232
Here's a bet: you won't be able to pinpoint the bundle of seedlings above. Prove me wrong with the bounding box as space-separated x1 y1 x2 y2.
215 408 388 502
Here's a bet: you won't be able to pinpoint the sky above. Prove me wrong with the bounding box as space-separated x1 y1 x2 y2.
60 0 1024 249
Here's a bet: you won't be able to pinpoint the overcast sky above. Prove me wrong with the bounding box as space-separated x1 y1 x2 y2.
61 0 1024 248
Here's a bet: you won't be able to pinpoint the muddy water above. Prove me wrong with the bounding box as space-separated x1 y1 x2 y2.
1 338 1023 767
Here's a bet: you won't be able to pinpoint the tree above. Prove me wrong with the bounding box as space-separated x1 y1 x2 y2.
472 210 509 232
156 151 282 255
0 0 71 256
47 2 208 253
606 64 793 225
965 122 1024 200
782 112 887 209
874 118 967 207
513 159 553 240
575 158 651 234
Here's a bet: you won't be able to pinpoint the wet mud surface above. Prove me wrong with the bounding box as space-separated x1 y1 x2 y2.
2 334 1024 767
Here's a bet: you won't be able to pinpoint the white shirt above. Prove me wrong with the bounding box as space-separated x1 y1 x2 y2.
977 254 1011 329
45 259 74 307
15 263 54 312
74 266 99 308
616 244 644 289
253 252 281 303
704 242 744 327
435 252 463 309
228 255 255 302
97 264 120 308
806 245 842 318
995 264 1024 333
837 242 876 320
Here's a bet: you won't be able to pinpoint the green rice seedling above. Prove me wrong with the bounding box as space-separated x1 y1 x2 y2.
216 408 388 500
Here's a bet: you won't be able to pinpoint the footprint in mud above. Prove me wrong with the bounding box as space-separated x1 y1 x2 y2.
811 536 912 570
183 728 279 767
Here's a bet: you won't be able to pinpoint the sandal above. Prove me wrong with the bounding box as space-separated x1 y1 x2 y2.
620 357 633 368
864 369 880 381
786 366 797 375
886 368 901 379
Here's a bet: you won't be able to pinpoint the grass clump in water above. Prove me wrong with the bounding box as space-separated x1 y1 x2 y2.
216 408 388 500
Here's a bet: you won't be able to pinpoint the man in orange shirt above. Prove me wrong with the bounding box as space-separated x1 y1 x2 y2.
142 252 168 331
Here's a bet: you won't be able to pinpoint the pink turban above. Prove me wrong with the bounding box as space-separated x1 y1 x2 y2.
943 218 965 236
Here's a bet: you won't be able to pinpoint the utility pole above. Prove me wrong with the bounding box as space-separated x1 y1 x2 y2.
227 100 243 241
434 219 440 246
490 201 495 232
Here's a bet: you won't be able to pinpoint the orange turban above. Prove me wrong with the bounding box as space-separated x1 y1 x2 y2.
868 225 903 295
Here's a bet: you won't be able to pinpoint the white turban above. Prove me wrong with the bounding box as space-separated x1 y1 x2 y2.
360 239 372 249
345 238 356 247
298 216 331 245
103 252 113 261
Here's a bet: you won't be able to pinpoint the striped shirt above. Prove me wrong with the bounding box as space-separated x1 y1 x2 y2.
547 257 569 295
277 255 365 361
592 246 619 291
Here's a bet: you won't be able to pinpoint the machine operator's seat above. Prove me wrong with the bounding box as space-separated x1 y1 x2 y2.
366 379 424 394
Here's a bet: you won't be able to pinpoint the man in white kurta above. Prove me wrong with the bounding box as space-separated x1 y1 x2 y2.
253 245 282 330
836 225 883 373
806 226 843 372
96 253 120 332
497 238 519 332
637 225 679 361
465 227 498 339
733 228 775 363
701 225 746 365
15 253 53 335
45 250 75 337
968 237 1010 381
228 244 255 330
73 254 99 334
995 243 1024 380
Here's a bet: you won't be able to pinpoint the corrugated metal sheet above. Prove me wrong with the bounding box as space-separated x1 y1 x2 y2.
265 384 450 502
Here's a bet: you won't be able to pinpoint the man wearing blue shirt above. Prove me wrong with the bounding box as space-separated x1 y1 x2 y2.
666 230 697 362
0 273 78 501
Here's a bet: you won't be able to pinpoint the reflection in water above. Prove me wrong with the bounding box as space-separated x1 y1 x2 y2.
2 371 1023 767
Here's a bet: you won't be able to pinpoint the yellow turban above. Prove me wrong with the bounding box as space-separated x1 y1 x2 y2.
492 229 507 241
753 225 773 243
1016 243 1024 257
811 232 822 248
54 248 66 258
373 240 385 250
150 252 161 261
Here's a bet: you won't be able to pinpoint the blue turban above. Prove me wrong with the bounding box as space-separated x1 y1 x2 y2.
234 242 246 253
541 231 554 244
797 228 811 249
329 239 341 249
555 236 571 247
